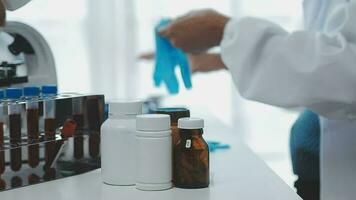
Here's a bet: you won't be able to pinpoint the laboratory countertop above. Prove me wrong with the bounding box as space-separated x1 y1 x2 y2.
0 114 302 200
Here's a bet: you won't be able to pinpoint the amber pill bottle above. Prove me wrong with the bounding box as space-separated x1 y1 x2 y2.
155 108 190 184
174 117 209 189
155 108 190 147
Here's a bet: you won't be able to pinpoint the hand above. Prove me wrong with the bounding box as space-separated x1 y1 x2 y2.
138 52 155 60
159 9 230 53
189 53 226 73
0 0 5 26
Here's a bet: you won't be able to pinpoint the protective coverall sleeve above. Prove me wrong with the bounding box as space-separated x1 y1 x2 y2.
221 1 356 119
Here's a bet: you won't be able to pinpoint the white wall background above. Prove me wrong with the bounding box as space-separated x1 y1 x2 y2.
6 0 304 187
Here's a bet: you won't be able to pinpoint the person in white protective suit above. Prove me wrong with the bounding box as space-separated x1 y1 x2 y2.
159 1 356 200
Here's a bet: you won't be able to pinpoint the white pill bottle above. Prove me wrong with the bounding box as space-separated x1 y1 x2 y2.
101 100 142 185
135 114 172 191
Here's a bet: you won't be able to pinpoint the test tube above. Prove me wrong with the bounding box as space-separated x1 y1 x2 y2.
0 178 5 190
28 173 40 185
42 85 57 171
87 98 100 158
72 97 84 160
11 176 22 188
24 87 40 168
6 88 23 172
0 90 5 175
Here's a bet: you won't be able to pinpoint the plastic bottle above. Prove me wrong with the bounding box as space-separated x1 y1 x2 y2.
101 100 142 185
6 88 23 172
135 114 172 191
24 86 40 168
174 117 209 189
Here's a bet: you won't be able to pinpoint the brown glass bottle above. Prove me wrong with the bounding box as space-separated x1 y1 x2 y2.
27 108 39 168
0 122 4 174
155 108 190 146
155 108 190 184
9 114 22 172
174 118 209 189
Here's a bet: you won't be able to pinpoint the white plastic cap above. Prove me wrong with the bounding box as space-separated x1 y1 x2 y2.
108 99 143 116
136 114 171 131
178 117 204 129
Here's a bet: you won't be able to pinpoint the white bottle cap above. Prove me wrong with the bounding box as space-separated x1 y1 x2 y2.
109 99 143 116
178 117 204 129
136 114 171 131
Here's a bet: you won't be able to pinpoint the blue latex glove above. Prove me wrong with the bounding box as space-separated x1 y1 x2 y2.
154 19 192 94
207 141 230 153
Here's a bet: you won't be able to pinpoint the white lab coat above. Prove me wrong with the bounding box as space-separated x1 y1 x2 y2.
220 0 356 199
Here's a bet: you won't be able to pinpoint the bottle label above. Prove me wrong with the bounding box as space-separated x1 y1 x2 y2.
185 139 191 148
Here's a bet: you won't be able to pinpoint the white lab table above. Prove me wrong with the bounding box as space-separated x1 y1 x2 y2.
0 114 302 200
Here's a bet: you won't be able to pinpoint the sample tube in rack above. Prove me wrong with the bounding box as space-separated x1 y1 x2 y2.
6 88 23 172
87 98 100 158
72 97 84 160
42 85 57 172
0 90 5 175
28 173 40 184
24 87 40 168
11 176 22 188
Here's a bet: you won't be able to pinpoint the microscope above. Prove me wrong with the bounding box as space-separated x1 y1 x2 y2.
0 0 106 192
0 0 57 87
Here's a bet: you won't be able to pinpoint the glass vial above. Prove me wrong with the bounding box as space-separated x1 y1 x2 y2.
86 97 101 158
135 114 172 191
6 88 23 172
101 100 142 185
0 90 5 175
42 85 57 174
174 118 209 189
72 97 84 160
24 87 40 168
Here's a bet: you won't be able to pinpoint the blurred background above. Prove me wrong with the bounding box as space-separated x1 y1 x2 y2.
6 0 304 187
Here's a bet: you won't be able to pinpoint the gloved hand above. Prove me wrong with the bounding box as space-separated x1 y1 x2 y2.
207 141 230 153
154 19 192 94
159 9 229 53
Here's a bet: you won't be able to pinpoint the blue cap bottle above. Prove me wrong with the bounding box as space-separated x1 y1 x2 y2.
24 86 40 110
24 86 40 97
41 85 58 95
6 88 23 100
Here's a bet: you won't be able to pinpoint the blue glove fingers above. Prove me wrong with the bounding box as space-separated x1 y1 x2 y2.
154 45 174 86
154 21 173 87
176 50 192 89
154 19 181 94
164 72 179 94
154 18 193 94
207 141 231 153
